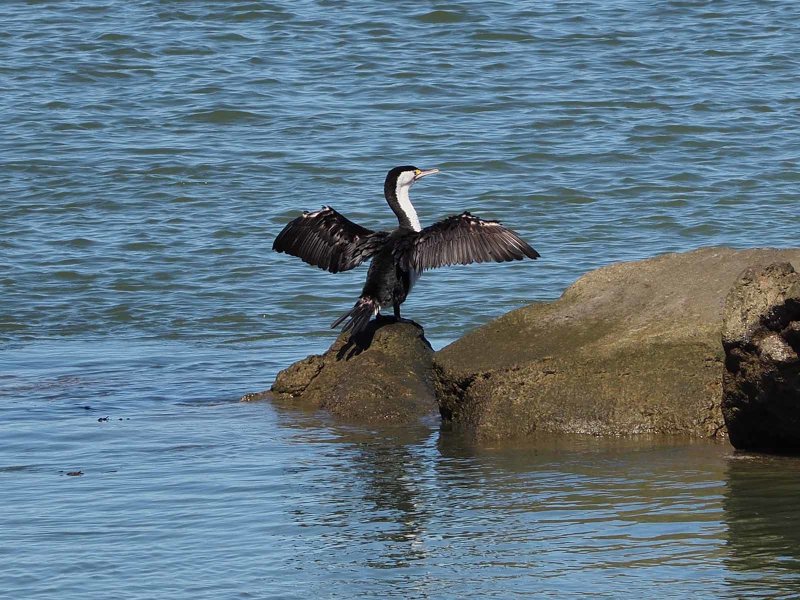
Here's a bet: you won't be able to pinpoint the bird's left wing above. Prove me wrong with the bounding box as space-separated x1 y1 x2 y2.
273 206 388 273
404 211 539 272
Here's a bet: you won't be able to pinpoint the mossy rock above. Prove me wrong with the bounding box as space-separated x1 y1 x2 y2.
435 247 800 440
263 317 437 425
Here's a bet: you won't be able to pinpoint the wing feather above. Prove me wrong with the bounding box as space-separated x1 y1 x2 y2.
273 206 388 273
405 211 539 272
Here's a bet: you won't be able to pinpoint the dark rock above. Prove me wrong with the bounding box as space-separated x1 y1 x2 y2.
722 262 800 452
257 317 437 425
435 247 800 441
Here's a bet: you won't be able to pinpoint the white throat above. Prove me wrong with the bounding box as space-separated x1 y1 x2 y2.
396 183 422 232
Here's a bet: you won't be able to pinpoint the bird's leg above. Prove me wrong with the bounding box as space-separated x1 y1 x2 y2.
393 301 413 324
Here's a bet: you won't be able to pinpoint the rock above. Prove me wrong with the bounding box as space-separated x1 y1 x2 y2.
434 247 800 440
258 317 437 425
722 262 800 452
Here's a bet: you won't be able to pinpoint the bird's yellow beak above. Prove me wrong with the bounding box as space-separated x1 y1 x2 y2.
413 168 440 180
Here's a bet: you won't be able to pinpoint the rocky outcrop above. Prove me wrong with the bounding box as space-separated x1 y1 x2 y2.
434 247 800 440
246 317 437 425
722 262 800 452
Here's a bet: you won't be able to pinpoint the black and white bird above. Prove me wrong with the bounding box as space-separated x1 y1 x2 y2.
272 166 539 334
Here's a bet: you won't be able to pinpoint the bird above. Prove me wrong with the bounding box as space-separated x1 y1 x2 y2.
272 165 540 335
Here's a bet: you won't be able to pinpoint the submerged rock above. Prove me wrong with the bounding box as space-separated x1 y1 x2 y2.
255 317 437 425
722 262 800 452
434 247 800 440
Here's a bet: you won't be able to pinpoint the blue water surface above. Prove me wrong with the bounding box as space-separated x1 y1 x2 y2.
2 1 800 598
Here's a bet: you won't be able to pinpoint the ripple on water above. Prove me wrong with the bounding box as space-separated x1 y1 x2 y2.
185 108 264 124
413 9 470 24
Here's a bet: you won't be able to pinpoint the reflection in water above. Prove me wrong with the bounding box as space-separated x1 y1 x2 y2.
349 434 432 568
724 455 800 595
287 418 735 596
271 406 800 597
277 411 436 577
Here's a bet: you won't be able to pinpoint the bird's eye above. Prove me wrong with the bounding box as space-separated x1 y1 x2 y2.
414 169 421 175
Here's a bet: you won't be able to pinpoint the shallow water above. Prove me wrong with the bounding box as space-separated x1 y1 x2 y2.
3 0 800 597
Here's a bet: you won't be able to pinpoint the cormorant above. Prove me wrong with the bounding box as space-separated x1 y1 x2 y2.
273 166 539 334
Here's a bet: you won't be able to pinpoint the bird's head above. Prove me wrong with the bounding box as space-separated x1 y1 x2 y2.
384 165 439 195
383 165 440 231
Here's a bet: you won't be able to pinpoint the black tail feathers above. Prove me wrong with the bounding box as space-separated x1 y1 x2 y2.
331 297 379 335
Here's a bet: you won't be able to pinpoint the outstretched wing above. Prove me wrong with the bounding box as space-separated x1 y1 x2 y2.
405 211 539 272
273 206 388 273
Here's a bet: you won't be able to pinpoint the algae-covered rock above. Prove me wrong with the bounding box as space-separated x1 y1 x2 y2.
435 247 800 440
254 317 437 425
722 262 800 452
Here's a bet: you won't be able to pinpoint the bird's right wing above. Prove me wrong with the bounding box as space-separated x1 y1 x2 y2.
272 206 388 273
404 211 539 273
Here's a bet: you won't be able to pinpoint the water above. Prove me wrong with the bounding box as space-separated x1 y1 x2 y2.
2 1 800 597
